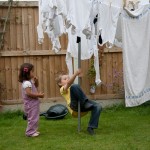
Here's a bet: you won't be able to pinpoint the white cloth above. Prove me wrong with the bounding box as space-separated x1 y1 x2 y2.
22 81 32 89
66 29 101 85
97 0 123 48
139 0 149 6
122 4 150 107
124 2 150 17
114 14 122 48
114 0 150 48
45 15 65 53
65 0 93 36
37 0 66 53
82 0 99 39
37 24 44 44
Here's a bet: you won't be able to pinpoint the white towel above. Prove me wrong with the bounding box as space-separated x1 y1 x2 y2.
122 4 150 107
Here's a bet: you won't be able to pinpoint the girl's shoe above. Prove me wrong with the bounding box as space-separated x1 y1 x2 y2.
31 132 39 137
27 132 39 137
36 131 40 135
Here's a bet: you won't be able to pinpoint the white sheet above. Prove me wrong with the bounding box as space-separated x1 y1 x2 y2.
122 4 150 107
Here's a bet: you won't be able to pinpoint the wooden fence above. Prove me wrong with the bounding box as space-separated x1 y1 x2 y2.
0 1 124 105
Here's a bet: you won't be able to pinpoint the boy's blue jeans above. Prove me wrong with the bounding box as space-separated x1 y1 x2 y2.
70 84 102 129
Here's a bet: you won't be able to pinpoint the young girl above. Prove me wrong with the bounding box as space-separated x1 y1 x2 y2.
19 63 44 137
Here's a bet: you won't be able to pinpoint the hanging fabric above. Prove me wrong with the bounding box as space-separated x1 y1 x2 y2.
65 0 101 85
37 0 66 53
66 27 101 85
121 4 150 107
65 0 93 36
97 0 123 48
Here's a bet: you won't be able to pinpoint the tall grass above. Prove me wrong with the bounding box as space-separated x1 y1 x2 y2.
0 102 150 150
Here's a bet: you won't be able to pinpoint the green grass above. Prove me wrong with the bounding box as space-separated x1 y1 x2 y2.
0 102 150 150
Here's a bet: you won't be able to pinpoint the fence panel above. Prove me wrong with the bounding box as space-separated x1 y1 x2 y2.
0 2 124 104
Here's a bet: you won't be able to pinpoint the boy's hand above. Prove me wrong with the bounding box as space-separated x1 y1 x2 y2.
75 69 83 77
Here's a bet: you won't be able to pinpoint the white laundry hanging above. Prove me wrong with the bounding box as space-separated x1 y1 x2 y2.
97 0 123 48
37 0 102 85
121 4 150 107
37 0 66 53
65 0 102 85
114 0 150 48
66 28 101 86
126 0 149 7
114 14 123 48
65 0 93 36
82 0 99 39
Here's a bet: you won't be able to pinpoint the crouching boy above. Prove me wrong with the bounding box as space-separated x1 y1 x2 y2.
55 69 102 135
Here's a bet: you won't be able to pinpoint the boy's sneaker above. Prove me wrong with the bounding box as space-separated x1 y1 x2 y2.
87 127 95 135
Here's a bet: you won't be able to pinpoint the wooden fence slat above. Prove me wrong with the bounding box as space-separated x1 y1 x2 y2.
36 56 43 94
28 8 36 51
17 57 24 99
42 56 49 98
5 57 12 100
81 59 90 94
10 8 17 51
11 57 18 100
16 8 23 51
0 58 6 100
49 56 55 97
118 53 124 95
101 52 107 94
61 55 67 73
112 53 119 94
106 53 113 94
22 8 29 51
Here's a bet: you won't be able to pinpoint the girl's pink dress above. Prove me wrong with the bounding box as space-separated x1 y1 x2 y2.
22 80 40 136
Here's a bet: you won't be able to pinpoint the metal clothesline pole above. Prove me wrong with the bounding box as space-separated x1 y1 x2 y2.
76 13 98 132
77 36 81 132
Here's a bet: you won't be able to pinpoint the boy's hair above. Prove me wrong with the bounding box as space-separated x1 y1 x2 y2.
18 63 34 83
55 71 67 88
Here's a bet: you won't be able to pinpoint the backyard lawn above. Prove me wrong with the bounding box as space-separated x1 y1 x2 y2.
0 102 150 150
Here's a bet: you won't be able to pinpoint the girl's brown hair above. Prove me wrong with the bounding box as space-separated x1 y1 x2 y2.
18 63 34 83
